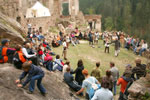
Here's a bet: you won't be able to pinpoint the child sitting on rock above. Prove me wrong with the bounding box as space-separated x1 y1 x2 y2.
13 44 26 69
16 61 46 96
43 53 53 72
53 55 64 71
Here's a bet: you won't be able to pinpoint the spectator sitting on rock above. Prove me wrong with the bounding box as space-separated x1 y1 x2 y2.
139 41 148 56
0 39 16 63
43 53 53 72
16 61 46 96
43 39 51 50
22 42 38 65
64 67 82 93
63 61 70 75
13 44 27 69
53 55 64 71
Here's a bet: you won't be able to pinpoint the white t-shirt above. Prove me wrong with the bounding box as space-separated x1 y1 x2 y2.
63 64 69 74
91 88 114 100
63 42 67 48
66 36 70 43
22 47 36 58
142 43 148 49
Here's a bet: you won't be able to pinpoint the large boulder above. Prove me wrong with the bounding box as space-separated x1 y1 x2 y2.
0 12 25 44
0 63 74 100
128 75 150 100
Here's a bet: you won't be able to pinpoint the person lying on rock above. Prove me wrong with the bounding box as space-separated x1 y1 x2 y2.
15 61 46 96
0 39 16 63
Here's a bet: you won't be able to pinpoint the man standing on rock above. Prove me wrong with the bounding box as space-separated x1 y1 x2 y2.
110 62 119 95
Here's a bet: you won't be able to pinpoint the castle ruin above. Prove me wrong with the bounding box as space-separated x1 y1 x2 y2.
0 0 102 33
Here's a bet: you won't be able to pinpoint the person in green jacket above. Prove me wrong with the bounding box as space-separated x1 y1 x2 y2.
91 62 102 83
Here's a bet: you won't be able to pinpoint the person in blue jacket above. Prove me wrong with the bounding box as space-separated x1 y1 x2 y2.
16 61 46 96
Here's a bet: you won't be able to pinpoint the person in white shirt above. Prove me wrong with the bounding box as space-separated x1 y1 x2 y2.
22 42 37 65
139 41 148 56
62 39 67 60
63 61 70 75
94 32 99 44
53 55 63 71
104 37 110 53
91 79 114 100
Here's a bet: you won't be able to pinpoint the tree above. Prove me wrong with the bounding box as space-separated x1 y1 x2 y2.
104 17 114 31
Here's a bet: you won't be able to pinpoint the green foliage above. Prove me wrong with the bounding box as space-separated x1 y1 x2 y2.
72 0 150 42
141 92 150 100
104 17 114 31
62 3 69 16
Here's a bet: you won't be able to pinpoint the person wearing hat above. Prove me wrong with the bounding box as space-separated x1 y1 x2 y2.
131 58 146 80
0 39 16 63
16 61 46 96
76 69 100 100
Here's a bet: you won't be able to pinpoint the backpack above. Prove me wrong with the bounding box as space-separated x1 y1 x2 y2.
0 46 3 60
13 53 24 69
86 77 101 99
123 80 133 100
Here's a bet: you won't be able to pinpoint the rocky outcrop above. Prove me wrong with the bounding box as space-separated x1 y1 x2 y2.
0 63 74 100
128 75 150 100
0 12 25 44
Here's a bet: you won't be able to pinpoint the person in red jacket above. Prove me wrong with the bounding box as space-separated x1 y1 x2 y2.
13 44 27 69
0 39 15 63
117 71 132 100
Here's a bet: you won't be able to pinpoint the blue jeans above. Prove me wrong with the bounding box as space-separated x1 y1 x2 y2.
29 75 46 93
113 81 117 95
134 48 137 53
139 48 146 56
46 61 53 71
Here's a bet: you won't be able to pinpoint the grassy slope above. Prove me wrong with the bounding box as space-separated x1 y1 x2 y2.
53 40 147 94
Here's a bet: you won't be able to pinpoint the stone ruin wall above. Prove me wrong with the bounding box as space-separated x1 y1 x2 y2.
84 15 102 32
0 0 102 33
26 16 56 33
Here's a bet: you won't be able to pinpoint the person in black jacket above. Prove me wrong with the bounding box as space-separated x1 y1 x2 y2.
131 58 146 80
71 59 85 85
64 67 81 92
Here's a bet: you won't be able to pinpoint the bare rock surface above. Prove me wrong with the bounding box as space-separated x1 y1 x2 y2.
0 63 74 100
0 12 25 44
128 75 150 100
